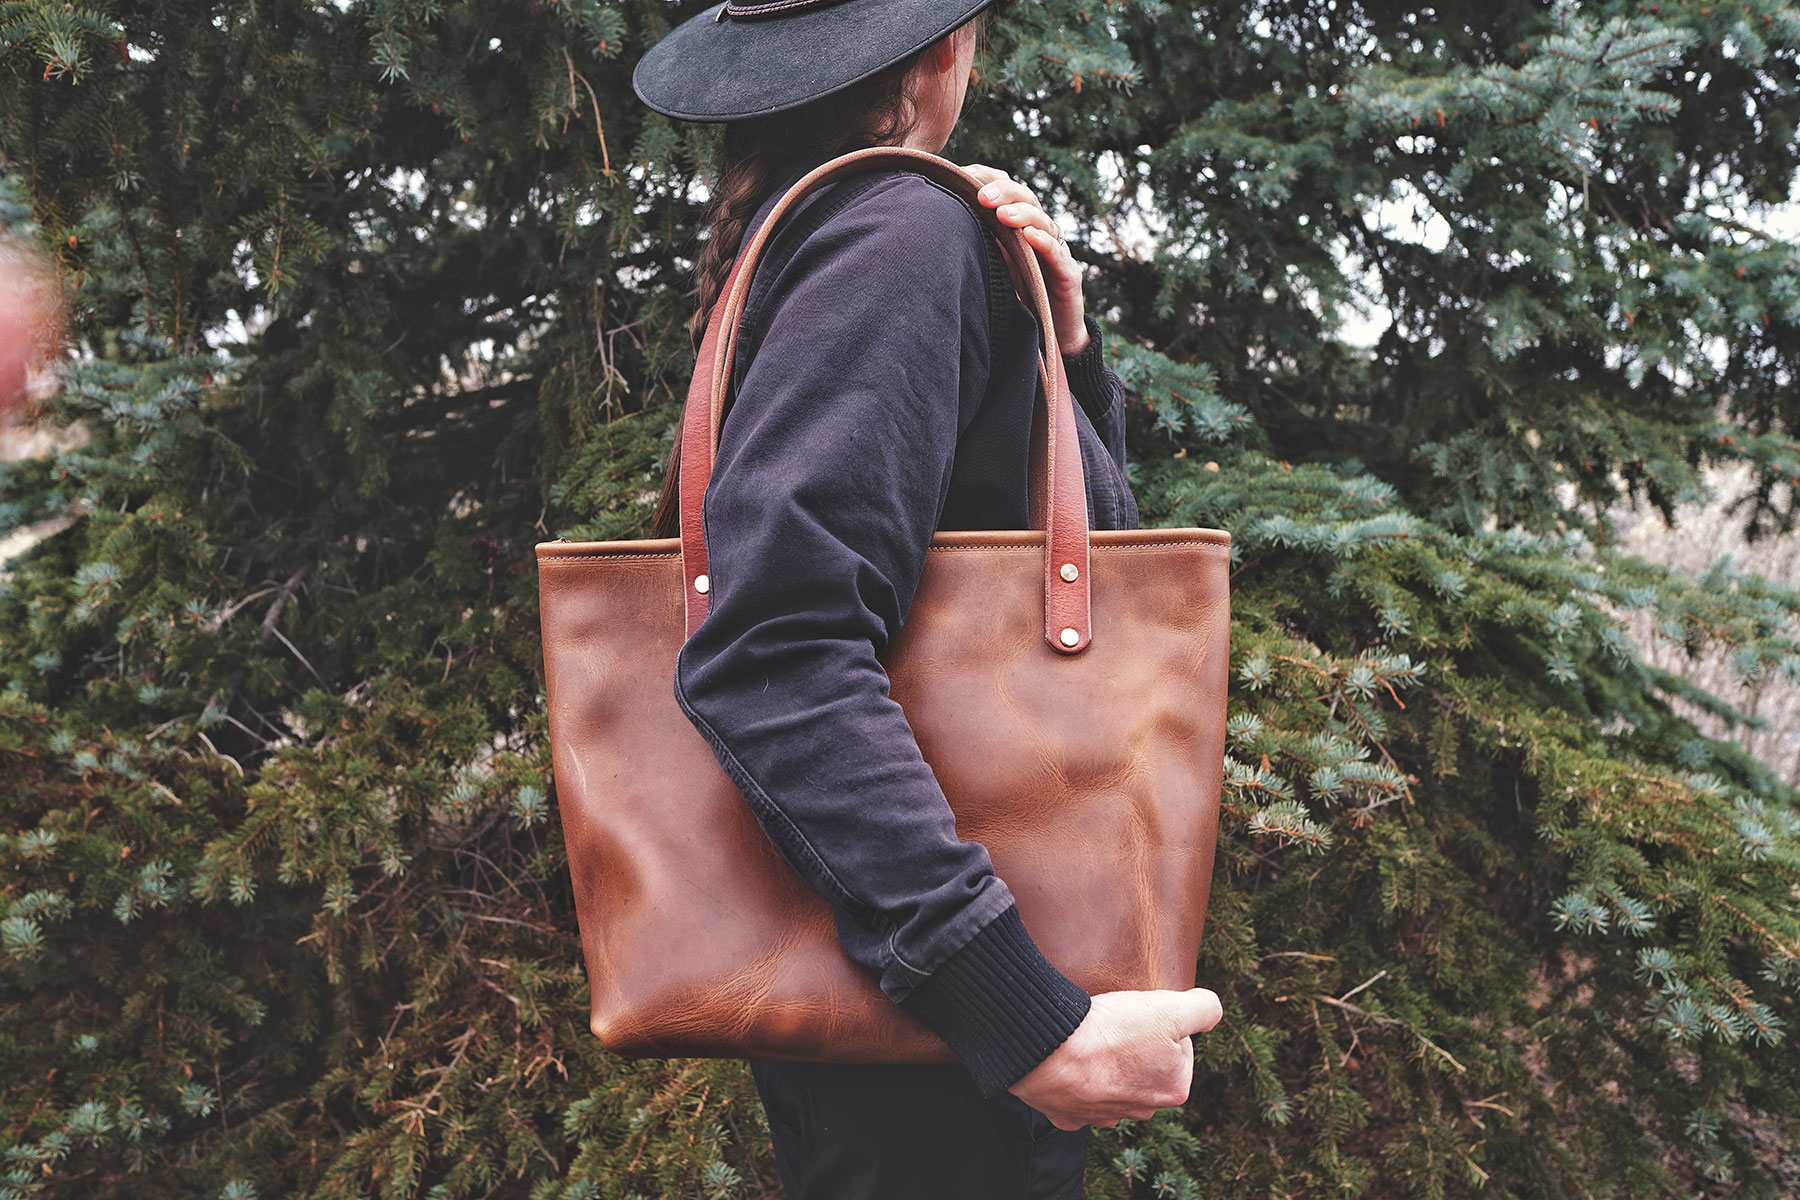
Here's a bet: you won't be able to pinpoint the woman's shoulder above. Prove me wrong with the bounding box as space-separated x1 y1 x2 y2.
724 162 1015 383
755 162 995 276
827 166 986 231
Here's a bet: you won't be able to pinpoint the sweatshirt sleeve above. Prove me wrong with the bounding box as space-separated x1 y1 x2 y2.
671 174 1091 1099
1061 313 1141 530
1062 313 1129 476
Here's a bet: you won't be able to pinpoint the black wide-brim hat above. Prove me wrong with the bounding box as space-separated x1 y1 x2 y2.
633 0 996 123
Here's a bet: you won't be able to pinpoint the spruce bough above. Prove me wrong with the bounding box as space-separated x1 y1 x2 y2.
2 0 1798 1196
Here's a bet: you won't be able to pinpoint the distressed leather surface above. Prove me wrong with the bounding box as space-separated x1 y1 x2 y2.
537 527 1230 1060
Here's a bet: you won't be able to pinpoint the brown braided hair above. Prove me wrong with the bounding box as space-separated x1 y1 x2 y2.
649 11 996 539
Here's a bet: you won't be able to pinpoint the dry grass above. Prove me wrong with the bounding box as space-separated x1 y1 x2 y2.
1611 463 1800 786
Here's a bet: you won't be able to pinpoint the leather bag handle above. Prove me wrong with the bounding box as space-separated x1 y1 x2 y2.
678 146 1093 654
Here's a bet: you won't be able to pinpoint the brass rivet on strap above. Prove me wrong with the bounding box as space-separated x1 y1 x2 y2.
694 574 710 594
1059 627 1080 647
1059 562 1079 582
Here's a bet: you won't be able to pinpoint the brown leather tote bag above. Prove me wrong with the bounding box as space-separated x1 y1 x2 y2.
536 146 1231 1063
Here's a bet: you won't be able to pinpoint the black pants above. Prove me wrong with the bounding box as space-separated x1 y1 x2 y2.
748 1059 1089 1199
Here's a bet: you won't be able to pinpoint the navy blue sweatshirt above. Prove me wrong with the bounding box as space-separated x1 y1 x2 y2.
671 152 1141 1099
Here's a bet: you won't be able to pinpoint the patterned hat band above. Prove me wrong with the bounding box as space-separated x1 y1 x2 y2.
718 0 852 19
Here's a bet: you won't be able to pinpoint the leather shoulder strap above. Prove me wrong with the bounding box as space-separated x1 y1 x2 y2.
678 146 1092 655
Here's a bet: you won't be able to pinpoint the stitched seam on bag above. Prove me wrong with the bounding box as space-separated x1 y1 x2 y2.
540 540 1227 563
912 542 1226 554
538 552 683 561
927 539 1226 550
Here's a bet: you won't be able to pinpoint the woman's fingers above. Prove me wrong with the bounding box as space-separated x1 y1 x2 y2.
969 171 1068 256
966 165 1065 246
961 161 1088 354
977 179 1044 215
1020 226 1089 354
977 177 1034 205
968 166 1045 218
996 201 1062 241
1022 223 1071 259
1022 225 1080 286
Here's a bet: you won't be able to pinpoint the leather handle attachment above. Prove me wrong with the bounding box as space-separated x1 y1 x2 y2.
678 146 1093 654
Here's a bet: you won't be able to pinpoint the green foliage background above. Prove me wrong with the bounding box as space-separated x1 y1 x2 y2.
3 0 1800 1196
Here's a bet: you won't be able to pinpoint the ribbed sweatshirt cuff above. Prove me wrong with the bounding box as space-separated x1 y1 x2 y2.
895 904 1092 1100
1061 314 1111 416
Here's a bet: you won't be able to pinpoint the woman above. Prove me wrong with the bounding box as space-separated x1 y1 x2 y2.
632 2 1223 1196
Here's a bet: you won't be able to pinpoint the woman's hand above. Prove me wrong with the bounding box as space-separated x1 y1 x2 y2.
1008 987 1223 1131
961 164 1090 357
